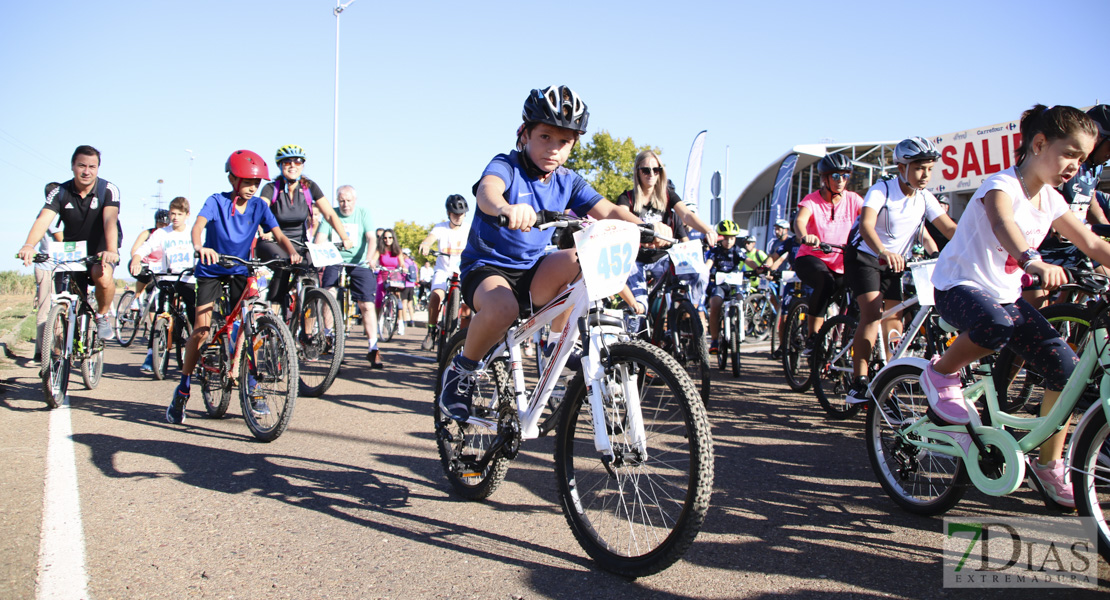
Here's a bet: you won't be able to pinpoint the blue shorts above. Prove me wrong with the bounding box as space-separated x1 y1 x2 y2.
321 265 377 303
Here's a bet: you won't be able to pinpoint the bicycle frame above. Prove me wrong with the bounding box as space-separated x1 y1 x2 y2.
876 321 1110 496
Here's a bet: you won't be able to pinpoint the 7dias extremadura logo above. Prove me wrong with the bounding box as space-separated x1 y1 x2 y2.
943 516 1097 589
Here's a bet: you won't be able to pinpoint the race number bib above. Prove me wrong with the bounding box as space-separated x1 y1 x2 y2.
43 240 87 272
715 271 747 287
306 242 343 267
574 220 640 302
667 241 705 276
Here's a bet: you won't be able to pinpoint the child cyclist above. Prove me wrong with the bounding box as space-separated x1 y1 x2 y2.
926 105 1107 508
842 137 956 403
418 194 472 351
705 221 760 354
438 85 671 423
129 197 197 373
166 150 302 424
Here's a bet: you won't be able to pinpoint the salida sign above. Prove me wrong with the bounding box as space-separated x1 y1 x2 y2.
928 119 1021 195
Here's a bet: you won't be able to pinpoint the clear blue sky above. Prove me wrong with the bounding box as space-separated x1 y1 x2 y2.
2 0 1105 274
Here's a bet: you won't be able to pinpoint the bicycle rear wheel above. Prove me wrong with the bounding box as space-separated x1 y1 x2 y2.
296 288 345 397
781 302 813 392
79 317 103 390
151 318 170 380
673 301 710 408
744 293 772 341
114 291 138 347
729 304 741 378
813 315 862 419
866 363 968 515
554 340 713 577
240 313 298 442
198 334 232 418
436 286 461 364
40 304 70 408
434 329 512 500
1072 408 1110 563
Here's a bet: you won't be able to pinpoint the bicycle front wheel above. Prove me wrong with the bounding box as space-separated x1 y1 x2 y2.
151 318 170 380
729 304 741 378
1072 408 1110 563
715 312 729 372
296 288 345 397
673 301 710 408
240 313 298 442
379 295 398 342
114 291 138 347
41 304 70 408
813 315 861 420
992 302 1091 414
781 301 812 392
554 340 713 577
866 363 968 515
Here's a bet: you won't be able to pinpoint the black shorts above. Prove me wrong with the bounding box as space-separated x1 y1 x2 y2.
402 287 414 302
135 269 154 285
461 258 547 316
196 275 247 313
844 245 903 302
321 265 377 303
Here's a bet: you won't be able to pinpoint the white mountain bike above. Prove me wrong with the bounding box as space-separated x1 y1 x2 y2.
434 213 714 577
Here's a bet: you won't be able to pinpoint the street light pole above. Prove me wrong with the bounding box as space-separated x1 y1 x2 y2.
185 149 195 200
333 0 358 202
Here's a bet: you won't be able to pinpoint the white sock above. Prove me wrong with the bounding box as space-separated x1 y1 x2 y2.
368 340 378 351
547 333 561 352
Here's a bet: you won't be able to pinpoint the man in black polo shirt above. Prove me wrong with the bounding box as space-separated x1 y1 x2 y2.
17 145 121 340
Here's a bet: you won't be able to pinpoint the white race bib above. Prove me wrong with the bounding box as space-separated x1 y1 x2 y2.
306 242 343 267
43 240 87 272
574 220 640 302
667 241 705 276
715 271 747 287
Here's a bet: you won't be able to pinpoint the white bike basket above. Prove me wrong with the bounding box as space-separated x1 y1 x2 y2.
909 259 938 306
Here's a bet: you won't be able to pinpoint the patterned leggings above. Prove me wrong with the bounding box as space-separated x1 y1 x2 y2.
934 285 1077 391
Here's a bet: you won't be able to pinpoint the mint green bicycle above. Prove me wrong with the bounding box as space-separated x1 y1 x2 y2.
866 302 1110 563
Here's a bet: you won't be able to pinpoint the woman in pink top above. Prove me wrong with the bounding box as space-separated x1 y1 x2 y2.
793 153 863 345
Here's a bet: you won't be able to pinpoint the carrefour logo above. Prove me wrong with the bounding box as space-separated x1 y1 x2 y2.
935 185 946 192
1008 122 1018 131
934 136 943 144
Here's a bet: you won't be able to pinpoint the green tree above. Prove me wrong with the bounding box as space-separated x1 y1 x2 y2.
564 130 661 201
391 220 433 267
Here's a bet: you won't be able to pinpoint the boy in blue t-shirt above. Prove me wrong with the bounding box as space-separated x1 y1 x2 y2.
439 85 671 422
166 150 302 425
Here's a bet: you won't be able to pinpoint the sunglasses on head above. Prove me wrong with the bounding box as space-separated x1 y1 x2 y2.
829 172 851 181
638 167 662 176
282 158 305 166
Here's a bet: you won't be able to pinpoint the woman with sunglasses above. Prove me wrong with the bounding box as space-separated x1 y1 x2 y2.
256 145 353 309
793 153 864 351
367 228 403 365
615 150 717 312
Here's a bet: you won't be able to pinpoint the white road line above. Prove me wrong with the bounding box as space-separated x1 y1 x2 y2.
37 395 89 600
389 351 436 362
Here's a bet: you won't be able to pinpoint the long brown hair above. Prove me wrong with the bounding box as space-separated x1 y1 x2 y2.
1014 104 1097 165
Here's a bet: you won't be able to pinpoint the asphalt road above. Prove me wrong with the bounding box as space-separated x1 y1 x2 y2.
1 320 1108 599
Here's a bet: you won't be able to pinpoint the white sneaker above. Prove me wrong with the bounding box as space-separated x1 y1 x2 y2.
398 321 406 336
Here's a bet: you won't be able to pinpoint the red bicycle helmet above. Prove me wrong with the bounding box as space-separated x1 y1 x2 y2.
225 150 271 180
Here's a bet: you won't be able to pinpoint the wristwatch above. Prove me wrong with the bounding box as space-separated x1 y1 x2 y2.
1019 248 1042 270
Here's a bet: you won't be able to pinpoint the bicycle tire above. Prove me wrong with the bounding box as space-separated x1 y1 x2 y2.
715 311 729 372
672 301 710 408
296 288 345 397
992 302 1092 414
175 315 192 371
1072 407 1110 563
40 304 69 408
744 293 772 341
553 340 714 577
434 329 512 500
729 304 741 378
436 286 462 364
114 291 138 347
380 295 398 342
79 318 103 390
151 317 170 381
781 301 813 392
198 333 233 418
866 363 969 515
240 313 298 442
813 315 863 420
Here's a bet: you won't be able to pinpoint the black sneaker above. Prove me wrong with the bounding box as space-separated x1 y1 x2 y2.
846 376 870 404
420 328 436 351
367 349 384 369
166 385 188 424
800 334 817 356
439 356 477 422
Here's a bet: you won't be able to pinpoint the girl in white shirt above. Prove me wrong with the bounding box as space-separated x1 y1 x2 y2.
925 105 1106 508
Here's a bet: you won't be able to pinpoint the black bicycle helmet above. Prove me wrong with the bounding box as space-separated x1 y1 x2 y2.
894 136 941 165
445 194 468 215
522 85 589 134
817 153 853 174
154 209 170 224
1088 104 1110 140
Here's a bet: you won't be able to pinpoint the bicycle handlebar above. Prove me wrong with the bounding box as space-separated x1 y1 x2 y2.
193 251 290 270
493 212 677 245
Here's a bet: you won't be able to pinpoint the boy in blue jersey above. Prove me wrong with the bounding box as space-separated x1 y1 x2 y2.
439 85 671 422
166 150 302 425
